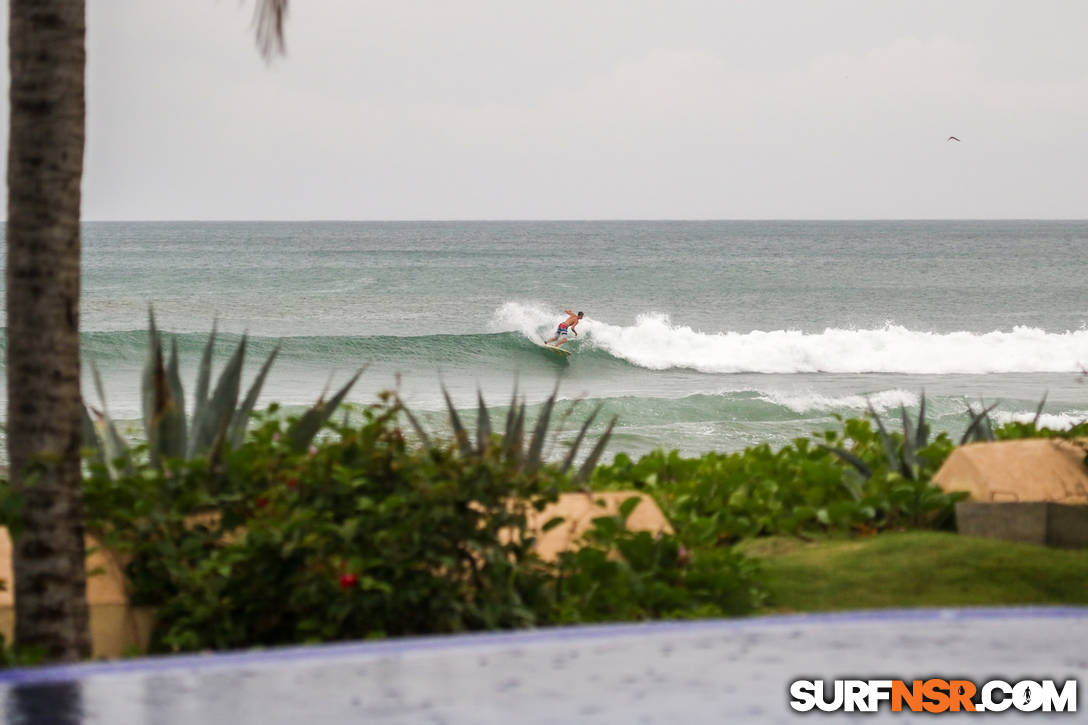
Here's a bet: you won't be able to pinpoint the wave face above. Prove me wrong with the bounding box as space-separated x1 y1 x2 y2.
1 303 1078 375
490 302 1088 375
0 318 1081 462
0 329 559 368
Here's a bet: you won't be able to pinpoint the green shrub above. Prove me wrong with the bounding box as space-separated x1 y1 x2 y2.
80 377 1081 655
83 394 761 653
996 420 1088 441
552 496 763 622
590 406 964 542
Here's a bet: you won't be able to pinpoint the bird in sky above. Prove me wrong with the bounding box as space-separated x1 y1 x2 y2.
947 136 961 142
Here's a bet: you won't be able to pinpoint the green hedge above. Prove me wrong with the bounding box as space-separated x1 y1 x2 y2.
591 415 963 544
82 396 761 653
68 393 1088 654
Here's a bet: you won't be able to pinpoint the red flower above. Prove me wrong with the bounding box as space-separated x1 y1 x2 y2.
339 573 359 590
676 545 692 566
255 496 269 509
286 477 299 490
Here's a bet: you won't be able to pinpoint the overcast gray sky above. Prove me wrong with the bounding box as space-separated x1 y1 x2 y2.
3 0 1087 220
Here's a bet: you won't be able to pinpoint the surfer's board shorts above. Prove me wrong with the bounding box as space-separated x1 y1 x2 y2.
556 324 569 336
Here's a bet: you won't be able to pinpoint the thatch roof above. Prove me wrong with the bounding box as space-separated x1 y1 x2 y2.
933 439 1088 504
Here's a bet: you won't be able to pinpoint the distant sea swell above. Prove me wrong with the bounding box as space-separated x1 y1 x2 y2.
3 220 1086 461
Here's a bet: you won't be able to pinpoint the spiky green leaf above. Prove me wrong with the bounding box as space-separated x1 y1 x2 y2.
188 320 218 446
141 320 186 468
1032 391 1048 429
288 368 364 452
818 443 873 478
89 407 131 480
900 406 917 468
504 403 526 467
503 383 519 442
960 402 999 445
90 359 110 416
573 415 617 488
229 343 280 449
189 335 247 459
156 336 188 461
194 321 217 412
978 402 996 441
442 385 473 458
526 385 558 472
396 394 432 449
560 403 603 474
476 389 492 455
141 309 160 443
81 404 103 467
915 391 929 450
866 399 901 473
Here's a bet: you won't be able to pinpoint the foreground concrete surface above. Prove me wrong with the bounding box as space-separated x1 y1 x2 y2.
0 607 1084 724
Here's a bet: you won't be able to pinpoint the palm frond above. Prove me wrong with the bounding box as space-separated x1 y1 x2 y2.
254 0 288 60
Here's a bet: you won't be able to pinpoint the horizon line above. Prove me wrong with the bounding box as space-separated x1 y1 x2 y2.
62 217 1088 224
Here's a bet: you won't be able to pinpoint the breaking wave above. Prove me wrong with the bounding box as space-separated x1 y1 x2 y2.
491 302 1088 375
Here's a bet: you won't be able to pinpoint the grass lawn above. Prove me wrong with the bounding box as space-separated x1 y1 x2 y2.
737 531 1088 613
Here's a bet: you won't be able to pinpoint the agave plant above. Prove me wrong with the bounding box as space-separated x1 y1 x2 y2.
960 400 999 445
83 311 362 475
397 383 617 489
960 392 1053 443
821 391 1045 482
821 393 933 481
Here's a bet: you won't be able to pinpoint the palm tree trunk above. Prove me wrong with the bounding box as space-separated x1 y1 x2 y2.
6 0 90 662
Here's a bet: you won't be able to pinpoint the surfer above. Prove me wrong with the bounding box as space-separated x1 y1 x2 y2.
545 309 583 347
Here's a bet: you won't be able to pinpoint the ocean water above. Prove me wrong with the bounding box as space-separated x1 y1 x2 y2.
3 220 1088 459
